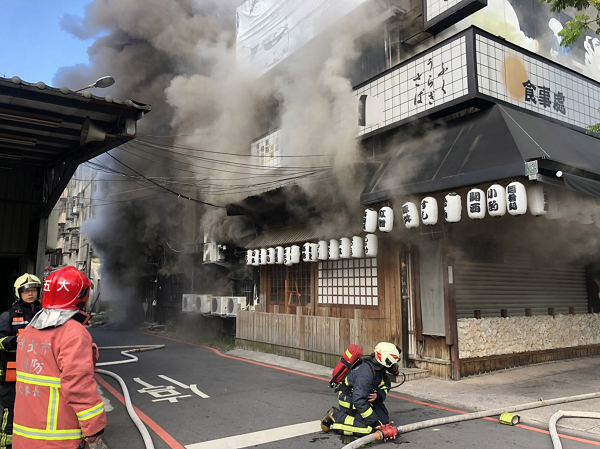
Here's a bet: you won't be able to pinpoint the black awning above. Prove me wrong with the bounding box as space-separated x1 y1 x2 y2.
563 172 600 197
361 104 600 205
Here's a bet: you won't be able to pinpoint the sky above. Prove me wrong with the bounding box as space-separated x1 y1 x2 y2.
0 1 93 86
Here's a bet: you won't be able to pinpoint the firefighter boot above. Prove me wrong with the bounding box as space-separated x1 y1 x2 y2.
321 407 340 432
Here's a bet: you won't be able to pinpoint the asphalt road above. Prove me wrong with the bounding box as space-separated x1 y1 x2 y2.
90 327 598 449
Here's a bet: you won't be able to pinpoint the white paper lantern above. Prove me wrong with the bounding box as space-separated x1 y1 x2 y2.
528 184 548 216
339 238 351 258
467 188 486 220
310 243 319 261
267 248 276 265
259 248 268 265
329 239 339 260
378 206 394 232
363 209 377 233
364 234 378 257
487 184 507 217
421 197 438 226
290 245 301 263
351 236 364 258
506 181 527 216
318 240 328 261
252 249 260 266
284 247 293 266
444 193 462 222
302 243 310 262
246 251 252 265
401 202 419 229
302 243 318 262
275 246 284 264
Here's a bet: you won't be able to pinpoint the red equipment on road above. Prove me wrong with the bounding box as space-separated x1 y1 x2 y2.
329 344 363 388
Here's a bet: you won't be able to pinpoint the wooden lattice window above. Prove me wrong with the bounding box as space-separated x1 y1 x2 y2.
270 264 286 303
288 262 312 306
317 258 378 306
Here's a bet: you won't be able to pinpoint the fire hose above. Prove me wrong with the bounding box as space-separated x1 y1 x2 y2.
95 345 165 449
341 391 600 449
549 411 600 449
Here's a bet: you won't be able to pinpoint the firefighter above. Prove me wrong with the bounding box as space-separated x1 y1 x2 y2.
13 266 106 448
0 273 43 448
321 342 401 440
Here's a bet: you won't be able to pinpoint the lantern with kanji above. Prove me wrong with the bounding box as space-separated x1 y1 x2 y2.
421 197 438 226
275 246 284 264
339 238 351 258
487 184 507 217
329 239 340 260
528 184 548 216
401 202 419 229
378 206 394 232
252 249 260 266
318 241 328 260
351 236 364 258
246 251 252 265
363 209 377 233
467 188 486 220
365 234 378 257
444 193 461 222
506 181 527 216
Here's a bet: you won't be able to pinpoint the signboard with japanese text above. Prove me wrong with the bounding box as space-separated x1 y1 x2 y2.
475 32 600 131
355 35 469 136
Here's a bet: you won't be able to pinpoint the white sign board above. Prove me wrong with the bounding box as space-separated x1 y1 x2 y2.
236 0 368 74
476 33 600 130
355 36 469 136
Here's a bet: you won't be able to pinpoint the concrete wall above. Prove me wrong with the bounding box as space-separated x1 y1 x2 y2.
457 314 600 359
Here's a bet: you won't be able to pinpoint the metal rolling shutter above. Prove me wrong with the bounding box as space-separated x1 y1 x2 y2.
455 253 588 318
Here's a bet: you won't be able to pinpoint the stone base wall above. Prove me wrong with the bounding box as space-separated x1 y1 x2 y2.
457 314 600 359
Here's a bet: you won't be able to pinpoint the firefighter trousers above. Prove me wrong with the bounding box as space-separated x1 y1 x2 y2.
0 406 13 448
330 401 390 436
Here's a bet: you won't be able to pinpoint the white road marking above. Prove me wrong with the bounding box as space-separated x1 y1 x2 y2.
190 384 210 398
158 375 190 389
185 420 321 448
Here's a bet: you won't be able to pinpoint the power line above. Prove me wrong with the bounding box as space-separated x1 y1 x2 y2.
105 152 222 208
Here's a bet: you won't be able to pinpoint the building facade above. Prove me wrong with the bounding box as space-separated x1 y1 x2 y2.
218 0 600 379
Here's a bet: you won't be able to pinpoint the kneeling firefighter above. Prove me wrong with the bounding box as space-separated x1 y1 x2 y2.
0 273 43 448
321 342 401 439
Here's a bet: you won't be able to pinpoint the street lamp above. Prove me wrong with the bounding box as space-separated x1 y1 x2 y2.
72 76 115 93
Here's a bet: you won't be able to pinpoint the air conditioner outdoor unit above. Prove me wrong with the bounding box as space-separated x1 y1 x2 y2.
182 294 200 313
225 297 248 317
211 296 226 315
198 294 212 314
203 233 226 264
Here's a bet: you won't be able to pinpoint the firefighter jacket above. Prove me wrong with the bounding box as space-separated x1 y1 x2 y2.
0 300 41 382
339 356 391 426
12 317 106 448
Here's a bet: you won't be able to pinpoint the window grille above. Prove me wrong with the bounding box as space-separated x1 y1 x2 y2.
317 258 378 306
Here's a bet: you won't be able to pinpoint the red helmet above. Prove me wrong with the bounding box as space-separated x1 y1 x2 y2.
42 266 91 310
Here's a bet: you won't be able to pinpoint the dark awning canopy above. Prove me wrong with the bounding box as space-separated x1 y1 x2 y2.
361 104 600 205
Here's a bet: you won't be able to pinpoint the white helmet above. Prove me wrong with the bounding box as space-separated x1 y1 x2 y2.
374 342 401 368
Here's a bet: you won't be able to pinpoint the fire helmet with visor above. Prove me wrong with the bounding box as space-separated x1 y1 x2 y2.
374 342 401 372
42 266 91 310
14 273 42 300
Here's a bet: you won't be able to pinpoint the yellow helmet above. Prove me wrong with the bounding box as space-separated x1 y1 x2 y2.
374 342 401 368
14 273 42 300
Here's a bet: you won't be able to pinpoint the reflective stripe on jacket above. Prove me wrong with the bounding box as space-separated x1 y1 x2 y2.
13 318 106 448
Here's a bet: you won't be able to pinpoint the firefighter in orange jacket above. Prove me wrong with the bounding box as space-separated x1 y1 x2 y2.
13 266 106 448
